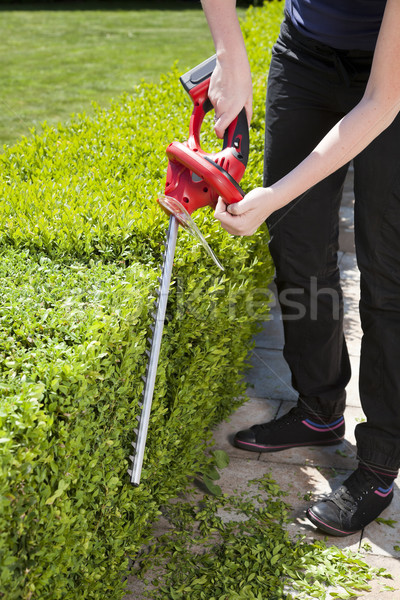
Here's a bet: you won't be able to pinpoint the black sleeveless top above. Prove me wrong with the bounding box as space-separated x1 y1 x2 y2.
285 0 387 50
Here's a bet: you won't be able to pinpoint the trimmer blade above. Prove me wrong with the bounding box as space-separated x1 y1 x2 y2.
128 215 179 486
158 195 224 271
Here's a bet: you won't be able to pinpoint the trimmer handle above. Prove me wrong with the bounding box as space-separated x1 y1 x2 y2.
163 55 250 215
180 55 249 167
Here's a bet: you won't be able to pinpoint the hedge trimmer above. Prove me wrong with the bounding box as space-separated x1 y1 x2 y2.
128 55 249 486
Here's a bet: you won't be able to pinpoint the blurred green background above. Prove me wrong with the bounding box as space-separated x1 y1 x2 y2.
0 1 250 147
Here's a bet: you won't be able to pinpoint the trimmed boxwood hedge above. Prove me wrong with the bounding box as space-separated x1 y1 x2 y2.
0 2 283 599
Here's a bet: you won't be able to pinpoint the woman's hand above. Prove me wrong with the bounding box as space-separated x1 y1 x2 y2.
209 56 253 139
214 187 278 236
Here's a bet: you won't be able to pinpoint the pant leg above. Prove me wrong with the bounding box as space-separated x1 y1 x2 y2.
263 18 355 419
354 114 400 471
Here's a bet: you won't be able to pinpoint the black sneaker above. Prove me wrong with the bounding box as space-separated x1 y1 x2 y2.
233 407 345 452
306 467 395 537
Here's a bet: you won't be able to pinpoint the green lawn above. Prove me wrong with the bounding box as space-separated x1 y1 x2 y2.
0 1 246 148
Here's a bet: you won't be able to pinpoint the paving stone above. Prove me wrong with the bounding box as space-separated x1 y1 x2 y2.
245 344 361 409
349 553 400 599
341 252 363 357
252 282 284 350
340 250 358 274
245 347 297 401
339 177 355 252
253 312 284 352
124 577 148 600
339 227 355 253
347 353 361 408
340 204 355 229
253 317 284 351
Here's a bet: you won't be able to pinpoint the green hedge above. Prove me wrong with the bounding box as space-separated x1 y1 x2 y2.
0 2 283 599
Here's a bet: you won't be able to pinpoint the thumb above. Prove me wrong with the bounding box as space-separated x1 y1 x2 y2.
226 200 246 216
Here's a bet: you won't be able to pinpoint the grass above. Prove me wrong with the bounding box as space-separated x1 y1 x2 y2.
0 0 246 148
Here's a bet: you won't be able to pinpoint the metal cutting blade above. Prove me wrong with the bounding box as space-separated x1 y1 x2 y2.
128 215 179 486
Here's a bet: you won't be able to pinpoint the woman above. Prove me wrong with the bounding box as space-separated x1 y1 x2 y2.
201 0 400 536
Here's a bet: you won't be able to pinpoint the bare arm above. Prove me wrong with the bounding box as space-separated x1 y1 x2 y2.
201 0 253 137
215 0 400 236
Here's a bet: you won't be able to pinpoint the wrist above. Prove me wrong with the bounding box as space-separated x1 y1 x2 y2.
259 186 287 219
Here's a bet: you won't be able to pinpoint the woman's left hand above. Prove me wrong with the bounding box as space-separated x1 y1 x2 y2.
214 187 277 236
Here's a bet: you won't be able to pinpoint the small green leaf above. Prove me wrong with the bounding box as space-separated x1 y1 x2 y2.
204 466 220 481
202 475 222 496
375 518 397 528
211 449 230 469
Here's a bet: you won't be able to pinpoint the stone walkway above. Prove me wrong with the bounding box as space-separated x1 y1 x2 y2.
126 169 400 598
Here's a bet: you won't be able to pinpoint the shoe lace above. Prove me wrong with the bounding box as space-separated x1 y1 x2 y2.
331 469 376 512
330 486 358 513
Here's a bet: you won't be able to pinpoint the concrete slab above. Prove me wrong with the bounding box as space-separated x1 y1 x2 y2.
350 553 400 598
245 347 296 401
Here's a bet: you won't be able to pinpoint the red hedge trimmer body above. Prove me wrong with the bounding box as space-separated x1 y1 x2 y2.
164 56 248 214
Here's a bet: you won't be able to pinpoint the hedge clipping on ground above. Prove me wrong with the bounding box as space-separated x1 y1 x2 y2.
0 3 283 599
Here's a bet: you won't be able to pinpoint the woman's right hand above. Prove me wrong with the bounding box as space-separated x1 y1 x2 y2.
208 55 253 138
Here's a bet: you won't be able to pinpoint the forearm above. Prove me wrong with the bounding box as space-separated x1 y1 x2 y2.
216 94 400 237
200 0 252 136
200 0 246 62
270 96 400 212
214 0 400 237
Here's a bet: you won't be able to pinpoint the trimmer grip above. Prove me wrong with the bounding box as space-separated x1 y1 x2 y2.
223 107 249 169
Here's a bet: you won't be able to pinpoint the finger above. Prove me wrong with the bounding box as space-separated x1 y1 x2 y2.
214 199 241 229
214 114 229 139
215 208 243 233
214 196 228 220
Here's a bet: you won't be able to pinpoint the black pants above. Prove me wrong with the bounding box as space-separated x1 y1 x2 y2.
264 15 400 472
